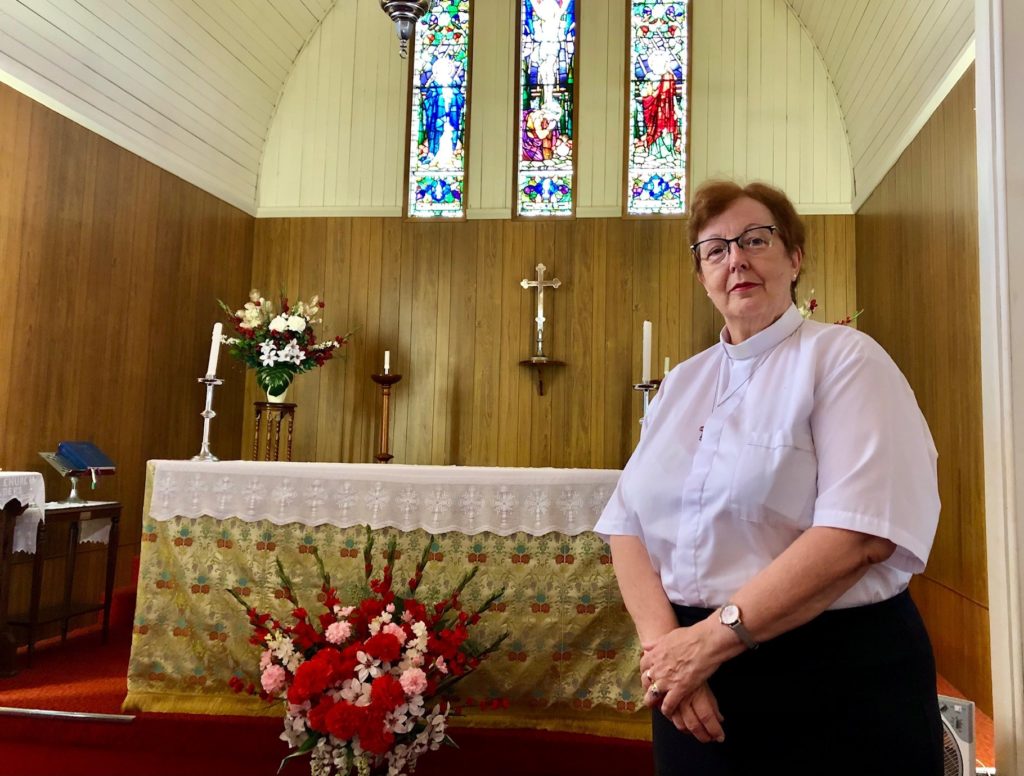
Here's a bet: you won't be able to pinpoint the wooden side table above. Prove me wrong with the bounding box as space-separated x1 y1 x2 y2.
253 402 296 461
0 498 29 676
8 501 121 665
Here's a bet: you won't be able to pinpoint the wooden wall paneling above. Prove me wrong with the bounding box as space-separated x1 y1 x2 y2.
389 222 414 462
339 218 374 462
298 218 329 457
0 84 252 631
448 222 477 464
252 213 854 470
407 224 439 463
470 221 503 465
910 576 992 713
631 221 659 451
528 222 557 466
603 221 634 466
567 221 594 468
431 223 455 464
317 219 353 462
657 221 685 376
512 223 537 468
856 68 987 710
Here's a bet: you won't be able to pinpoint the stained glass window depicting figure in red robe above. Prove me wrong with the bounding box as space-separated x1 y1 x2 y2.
628 2 688 215
408 1 471 218
516 0 576 217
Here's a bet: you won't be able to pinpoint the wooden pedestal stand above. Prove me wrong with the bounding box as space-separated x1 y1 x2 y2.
371 374 402 463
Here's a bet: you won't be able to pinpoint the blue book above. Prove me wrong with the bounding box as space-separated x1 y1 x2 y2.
56 441 115 473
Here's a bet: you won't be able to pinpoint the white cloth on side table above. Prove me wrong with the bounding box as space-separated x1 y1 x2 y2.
0 471 46 554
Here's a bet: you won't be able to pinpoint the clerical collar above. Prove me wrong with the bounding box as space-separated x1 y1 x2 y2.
720 305 804 361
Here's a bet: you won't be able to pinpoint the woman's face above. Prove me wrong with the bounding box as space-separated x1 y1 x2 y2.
695 197 802 344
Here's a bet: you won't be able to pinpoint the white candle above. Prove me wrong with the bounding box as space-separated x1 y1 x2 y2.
641 321 652 383
664 356 670 377
206 322 223 376
384 350 391 375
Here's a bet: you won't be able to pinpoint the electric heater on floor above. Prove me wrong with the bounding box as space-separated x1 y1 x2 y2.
938 694 976 776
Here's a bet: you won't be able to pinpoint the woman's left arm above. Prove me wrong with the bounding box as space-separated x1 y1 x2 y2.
640 525 895 717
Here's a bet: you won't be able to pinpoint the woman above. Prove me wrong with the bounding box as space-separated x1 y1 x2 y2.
596 181 944 774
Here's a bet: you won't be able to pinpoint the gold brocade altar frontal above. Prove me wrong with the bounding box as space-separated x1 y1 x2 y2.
123 517 651 739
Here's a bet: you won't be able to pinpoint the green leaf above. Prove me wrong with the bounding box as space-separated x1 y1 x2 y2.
256 365 295 395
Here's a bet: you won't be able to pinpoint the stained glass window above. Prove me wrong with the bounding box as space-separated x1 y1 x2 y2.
627 2 688 215
516 0 576 217
407 1 471 219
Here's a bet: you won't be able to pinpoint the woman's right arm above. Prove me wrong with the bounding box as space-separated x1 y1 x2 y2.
609 535 678 642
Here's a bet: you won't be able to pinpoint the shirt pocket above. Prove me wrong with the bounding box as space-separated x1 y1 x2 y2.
730 430 817 528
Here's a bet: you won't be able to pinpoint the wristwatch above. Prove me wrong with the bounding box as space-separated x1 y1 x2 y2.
719 603 758 650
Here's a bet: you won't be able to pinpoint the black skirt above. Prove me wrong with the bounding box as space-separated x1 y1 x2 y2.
652 590 944 775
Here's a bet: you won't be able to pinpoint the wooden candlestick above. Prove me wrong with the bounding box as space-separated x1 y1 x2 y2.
371 373 402 463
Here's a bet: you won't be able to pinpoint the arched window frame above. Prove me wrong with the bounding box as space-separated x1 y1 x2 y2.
404 0 474 220
513 0 579 219
623 0 691 218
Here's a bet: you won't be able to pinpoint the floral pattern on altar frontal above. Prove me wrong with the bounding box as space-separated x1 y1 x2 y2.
127 519 644 725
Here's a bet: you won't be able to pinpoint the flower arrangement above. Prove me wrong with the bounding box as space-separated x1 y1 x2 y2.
228 530 507 776
798 289 862 325
219 289 351 398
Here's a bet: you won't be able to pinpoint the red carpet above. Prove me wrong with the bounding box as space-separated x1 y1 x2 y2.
0 623 650 776
0 618 994 775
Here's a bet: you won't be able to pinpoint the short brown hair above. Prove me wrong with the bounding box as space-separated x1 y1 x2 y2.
688 181 806 291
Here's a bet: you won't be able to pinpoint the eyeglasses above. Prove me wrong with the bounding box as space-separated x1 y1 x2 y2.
691 225 778 264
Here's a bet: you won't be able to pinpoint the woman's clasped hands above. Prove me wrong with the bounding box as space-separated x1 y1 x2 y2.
639 625 726 743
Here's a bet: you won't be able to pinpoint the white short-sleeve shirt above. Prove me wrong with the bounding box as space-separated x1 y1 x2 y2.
595 305 940 609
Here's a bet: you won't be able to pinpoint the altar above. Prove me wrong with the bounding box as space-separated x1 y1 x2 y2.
124 460 650 738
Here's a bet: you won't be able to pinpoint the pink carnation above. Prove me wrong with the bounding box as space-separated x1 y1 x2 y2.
261 663 287 695
259 650 273 671
434 656 448 675
400 667 428 696
325 620 352 645
382 622 408 645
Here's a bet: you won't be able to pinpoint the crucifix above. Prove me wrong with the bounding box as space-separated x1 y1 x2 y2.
520 263 561 361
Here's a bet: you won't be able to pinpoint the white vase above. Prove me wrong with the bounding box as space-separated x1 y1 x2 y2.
266 386 289 403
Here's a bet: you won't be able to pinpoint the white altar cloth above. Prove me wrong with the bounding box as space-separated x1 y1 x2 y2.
148 460 621 536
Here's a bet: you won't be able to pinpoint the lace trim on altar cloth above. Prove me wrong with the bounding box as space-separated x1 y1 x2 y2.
148 460 621 536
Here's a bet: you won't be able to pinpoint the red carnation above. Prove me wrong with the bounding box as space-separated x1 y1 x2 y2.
287 648 345 705
307 696 336 733
364 632 402 663
370 674 406 711
324 700 362 740
357 708 394 755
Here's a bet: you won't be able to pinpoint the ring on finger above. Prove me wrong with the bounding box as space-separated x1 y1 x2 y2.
648 682 661 696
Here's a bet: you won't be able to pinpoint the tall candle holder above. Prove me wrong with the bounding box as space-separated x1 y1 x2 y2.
371 373 402 463
192 376 224 461
633 378 662 425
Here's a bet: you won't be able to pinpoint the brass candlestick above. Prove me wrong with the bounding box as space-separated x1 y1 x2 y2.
371 373 402 463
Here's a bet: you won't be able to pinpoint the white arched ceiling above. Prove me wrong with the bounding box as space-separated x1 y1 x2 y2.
0 0 974 215
786 0 974 210
0 0 336 214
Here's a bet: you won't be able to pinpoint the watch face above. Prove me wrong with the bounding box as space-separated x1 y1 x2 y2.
721 604 740 626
